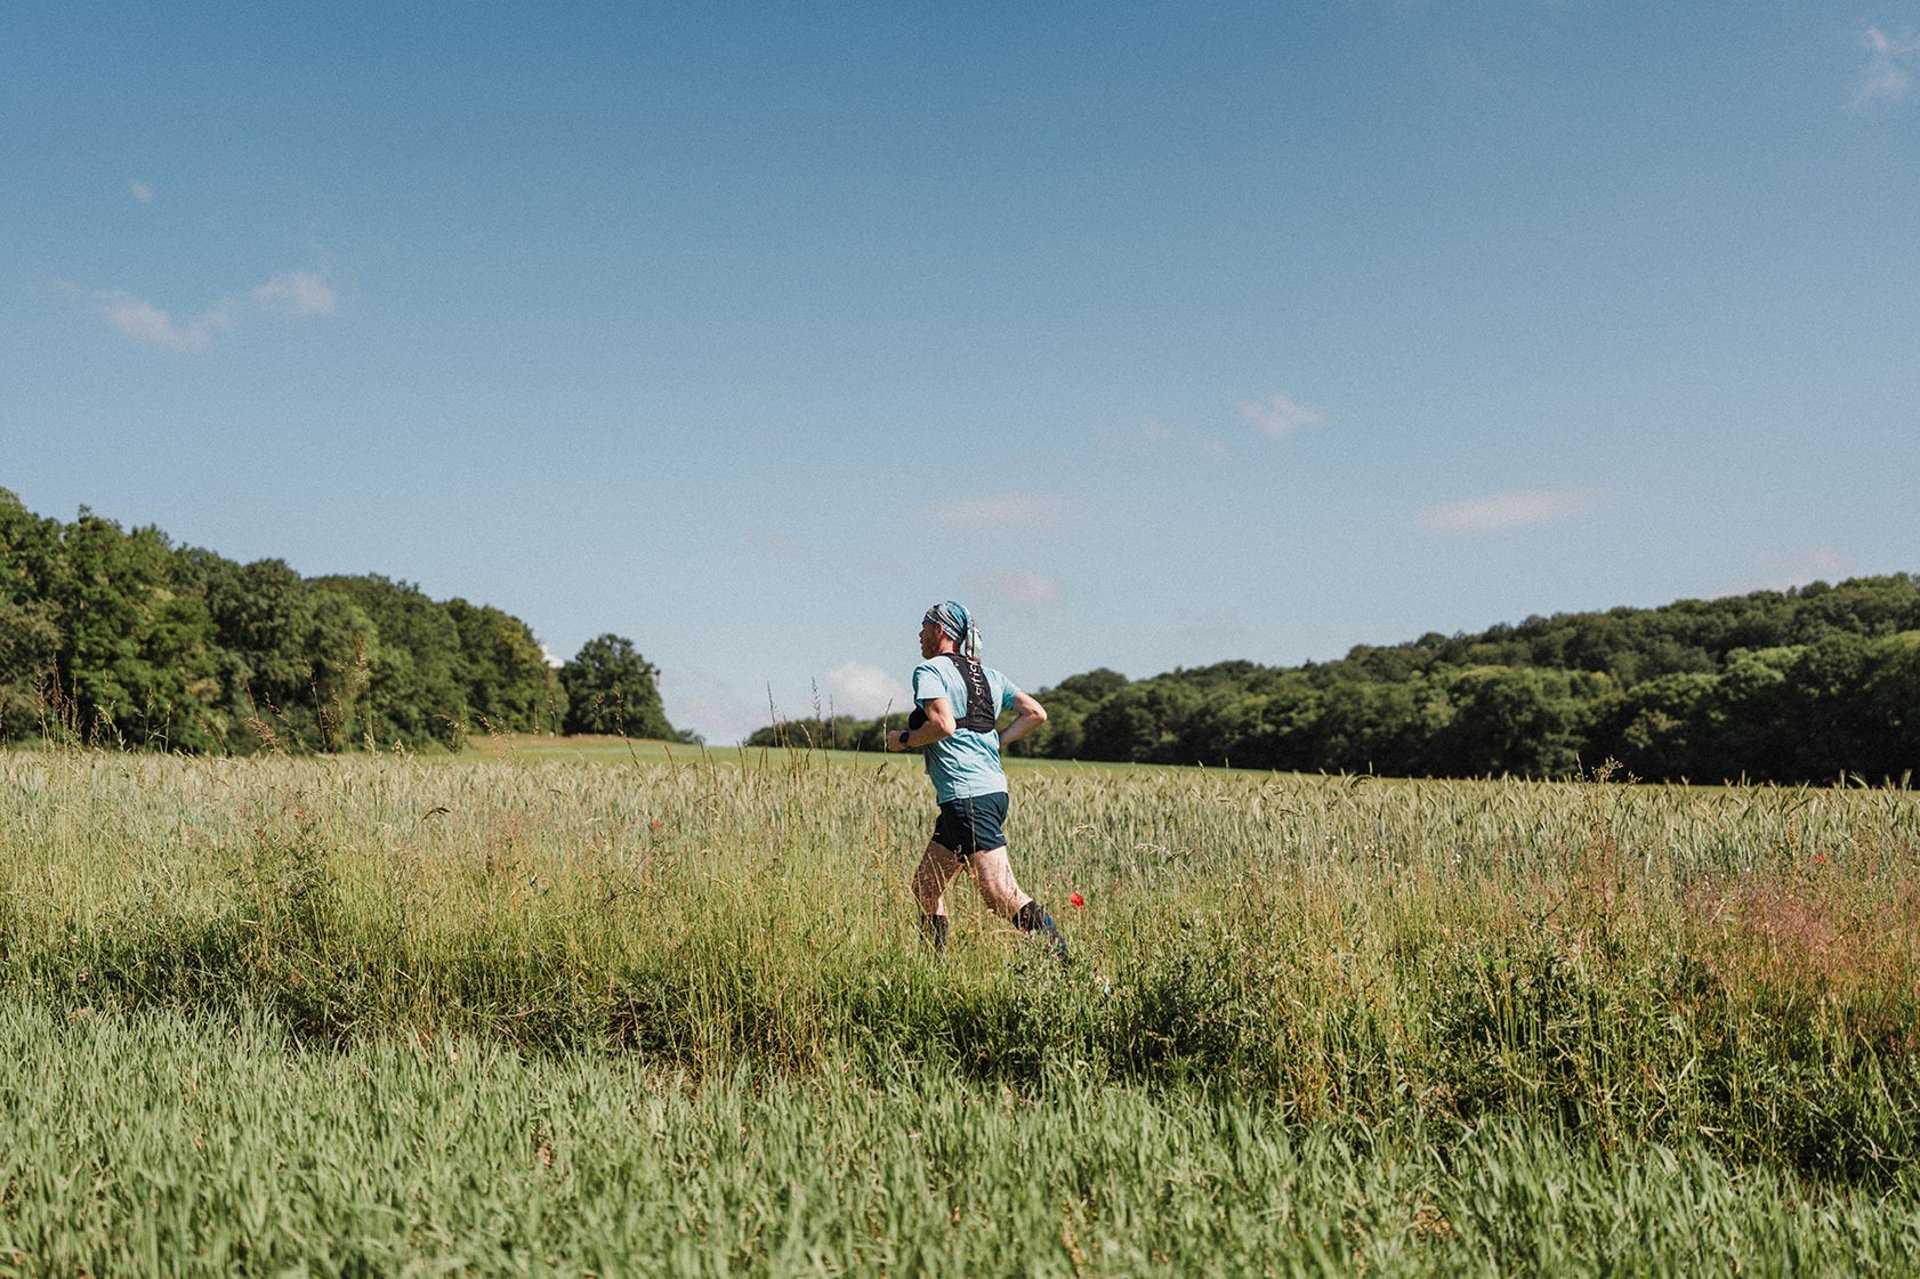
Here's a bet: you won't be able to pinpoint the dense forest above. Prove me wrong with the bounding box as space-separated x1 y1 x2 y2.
0 489 684 751
753 575 1920 785
7 486 1914 780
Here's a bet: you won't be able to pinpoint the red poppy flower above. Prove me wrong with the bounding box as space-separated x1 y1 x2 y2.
649 820 663 831
1068 892 1085 908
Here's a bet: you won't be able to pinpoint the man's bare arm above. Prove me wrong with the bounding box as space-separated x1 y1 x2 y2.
997 690 1048 748
890 698 955 750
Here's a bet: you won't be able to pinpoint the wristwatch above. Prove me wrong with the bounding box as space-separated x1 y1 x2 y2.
897 730 910 749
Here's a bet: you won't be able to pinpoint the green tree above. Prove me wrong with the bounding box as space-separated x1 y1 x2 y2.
1703 647 1799 781
1018 669 1129 758
559 634 674 739
447 599 567 735
0 491 64 740
54 510 218 750
1430 666 1605 778
1855 632 1920 782
0 597 59 740
1593 672 1717 781
313 576 468 747
305 586 379 750
177 552 325 751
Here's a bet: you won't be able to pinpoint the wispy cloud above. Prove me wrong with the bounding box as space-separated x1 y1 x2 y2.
1856 25 1920 108
128 178 154 204
252 270 336 316
823 662 911 719
1103 416 1231 459
929 493 1068 531
1237 393 1323 439
967 569 1064 613
1420 486 1600 533
96 268 335 351
1722 547 1856 596
100 292 231 352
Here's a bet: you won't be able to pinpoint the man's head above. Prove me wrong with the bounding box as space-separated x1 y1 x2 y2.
918 615 945 660
921 600 976 660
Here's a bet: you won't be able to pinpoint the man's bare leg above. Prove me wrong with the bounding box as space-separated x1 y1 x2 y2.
970 846 1067 961
963 846 1031 920
911 839 966 952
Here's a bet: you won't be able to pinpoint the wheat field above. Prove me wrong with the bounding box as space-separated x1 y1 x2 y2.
2 745 1917 1274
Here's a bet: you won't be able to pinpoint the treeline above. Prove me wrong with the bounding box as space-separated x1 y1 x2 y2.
751 575 1920 784
0 489 686 752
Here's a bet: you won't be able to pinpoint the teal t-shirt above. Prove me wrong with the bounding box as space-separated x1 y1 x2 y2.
911 655 1019 803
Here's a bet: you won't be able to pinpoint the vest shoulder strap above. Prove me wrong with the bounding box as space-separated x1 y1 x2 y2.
945 653 999 733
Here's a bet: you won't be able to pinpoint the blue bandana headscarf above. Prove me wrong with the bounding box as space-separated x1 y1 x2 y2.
924 600 981 660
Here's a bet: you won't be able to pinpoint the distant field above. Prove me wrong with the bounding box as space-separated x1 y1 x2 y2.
2 747 1917 1274
460 731 1167 773
460 731 711 765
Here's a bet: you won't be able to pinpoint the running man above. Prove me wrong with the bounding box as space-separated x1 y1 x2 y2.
885 600 1067 960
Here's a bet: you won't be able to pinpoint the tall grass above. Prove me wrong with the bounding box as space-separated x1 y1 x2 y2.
2 749 1918 1181
2 1002 1918 1278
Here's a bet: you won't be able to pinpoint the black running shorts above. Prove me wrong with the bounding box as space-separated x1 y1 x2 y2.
931 792 1010 859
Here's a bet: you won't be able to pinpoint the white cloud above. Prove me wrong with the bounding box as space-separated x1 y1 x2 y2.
95 267 334 351
128 179 154 204
100 292 230 352
823 662 912 719
929 493 1068 531
252 270 336 316
1420 486 1600 533
967 569 1064 613
1237 393 1323 438
538 642 564 669
1856 25 1920 108
1724 547 1856 595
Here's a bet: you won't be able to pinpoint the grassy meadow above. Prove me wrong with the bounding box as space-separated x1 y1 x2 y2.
2 740 1919 1274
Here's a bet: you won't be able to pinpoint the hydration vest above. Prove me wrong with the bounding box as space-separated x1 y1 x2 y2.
908 651 998 733
944 652 999 732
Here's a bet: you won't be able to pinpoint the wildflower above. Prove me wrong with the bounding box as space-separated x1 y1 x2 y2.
649 820 663 831
1068 892 1085 908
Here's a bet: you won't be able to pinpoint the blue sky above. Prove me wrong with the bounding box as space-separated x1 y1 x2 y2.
4 2 1917 742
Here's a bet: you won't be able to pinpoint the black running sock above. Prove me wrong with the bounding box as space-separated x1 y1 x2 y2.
1012 900 1050 934
1013 900 1068 961
922 914 949 953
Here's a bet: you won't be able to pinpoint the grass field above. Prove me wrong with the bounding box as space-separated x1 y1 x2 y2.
2 740 1918 1274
